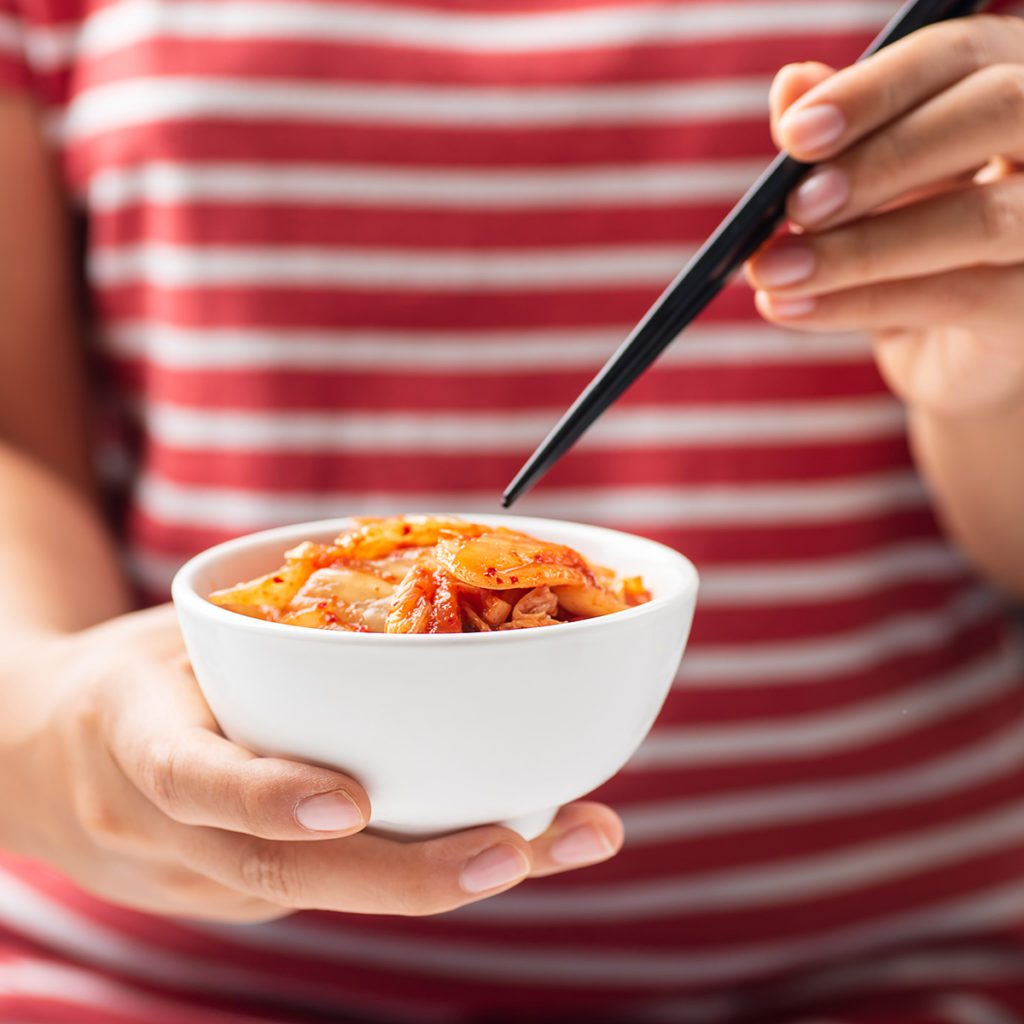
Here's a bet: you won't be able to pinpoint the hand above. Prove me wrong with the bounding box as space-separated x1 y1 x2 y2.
746 15 1024 417
0 606 622 921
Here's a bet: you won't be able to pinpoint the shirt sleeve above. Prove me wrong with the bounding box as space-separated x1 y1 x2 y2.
0 0 31 93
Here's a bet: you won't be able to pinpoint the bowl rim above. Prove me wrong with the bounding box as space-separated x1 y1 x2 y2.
171 513 699 645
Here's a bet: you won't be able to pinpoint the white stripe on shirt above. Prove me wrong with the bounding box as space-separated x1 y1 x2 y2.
29 0 894 70
140 400 906 453
134 472 929 530
631 643 1020 768
90 241 698 290
87 159 766 211
61 76 772 140
192 876 1024 984
623 710 1024 845
460 794 1024 921
102 322 873 372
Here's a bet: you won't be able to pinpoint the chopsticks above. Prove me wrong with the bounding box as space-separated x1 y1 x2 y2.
502 0 988 508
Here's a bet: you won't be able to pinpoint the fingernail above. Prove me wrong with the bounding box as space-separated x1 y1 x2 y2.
295 790 363 832
752 240 815 289
792 167 849 225
549 825 615 867
780 104 845 153
764 294 816 318
460 844 530 894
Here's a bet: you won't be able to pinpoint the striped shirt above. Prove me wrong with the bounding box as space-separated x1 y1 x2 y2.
2 1 1024 1022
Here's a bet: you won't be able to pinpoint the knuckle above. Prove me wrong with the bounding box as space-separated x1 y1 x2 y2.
160 868 221 905
234 779 270 836
140 737 189 821
874 70 903 125
237 840 300 906
873 127 910 183
844 231 880 283
956 18 994 74
386 877 450 917
1008 12 1024 46
156 870 285 922
985 63 1024 121
60 683 104 751
927 272 975 322
854 281 889 323
976 186 1024 246
72 784 132 851
62 694 148 854
365 849 454 918
233 759 290 835
851 130 903 198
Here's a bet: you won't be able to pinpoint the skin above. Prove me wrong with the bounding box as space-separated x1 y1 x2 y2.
747 15 1024 598
0 91 622 922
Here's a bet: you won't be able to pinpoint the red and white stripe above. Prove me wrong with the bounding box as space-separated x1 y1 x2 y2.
3 0 1024 1020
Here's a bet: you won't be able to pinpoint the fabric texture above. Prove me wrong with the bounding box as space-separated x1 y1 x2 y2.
1 0 1024 1021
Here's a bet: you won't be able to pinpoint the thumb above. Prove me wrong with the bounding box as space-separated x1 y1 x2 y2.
770 62 836 149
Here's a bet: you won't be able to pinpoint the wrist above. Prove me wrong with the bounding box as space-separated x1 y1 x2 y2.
908 382 1024 439
873 321 1024 423
908 391 1024 600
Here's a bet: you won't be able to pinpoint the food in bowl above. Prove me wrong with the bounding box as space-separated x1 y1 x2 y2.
208 515 652 634
173 514 698 838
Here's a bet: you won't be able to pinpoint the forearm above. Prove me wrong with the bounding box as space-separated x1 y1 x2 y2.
0 443 130 639
0 95 129 639
909 400 1024 600
0 443 129 817
0 444 130 853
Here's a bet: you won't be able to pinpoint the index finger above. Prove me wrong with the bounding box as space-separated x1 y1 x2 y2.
776 15 1024 160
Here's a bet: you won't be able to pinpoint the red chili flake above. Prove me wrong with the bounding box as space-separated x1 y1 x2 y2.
509 576 519 584
272 576 284 583
484 567 497 577
401 524 412 535
317 600 328 609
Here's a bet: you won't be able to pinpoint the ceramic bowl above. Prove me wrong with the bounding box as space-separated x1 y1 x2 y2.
172 514 698 839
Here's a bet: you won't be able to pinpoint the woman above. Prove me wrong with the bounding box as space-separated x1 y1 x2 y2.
1 0 1023 1020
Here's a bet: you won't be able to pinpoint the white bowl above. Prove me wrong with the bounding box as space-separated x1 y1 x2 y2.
172 514 698 840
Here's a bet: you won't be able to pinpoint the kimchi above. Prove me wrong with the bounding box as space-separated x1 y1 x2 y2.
208 516 652 634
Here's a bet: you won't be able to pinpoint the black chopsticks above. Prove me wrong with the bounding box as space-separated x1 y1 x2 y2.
502 0 988 508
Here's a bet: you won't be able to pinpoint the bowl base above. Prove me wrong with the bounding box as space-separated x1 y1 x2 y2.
368 806 558 843
500 806 558 841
